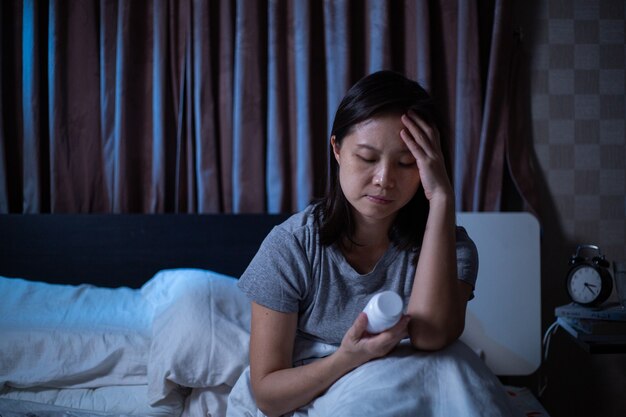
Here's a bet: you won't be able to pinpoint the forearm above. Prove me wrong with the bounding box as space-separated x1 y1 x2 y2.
253 349 360 417
249 304 399 417
407 195 464 349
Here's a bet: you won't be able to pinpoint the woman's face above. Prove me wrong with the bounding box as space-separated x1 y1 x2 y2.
332 113 421 225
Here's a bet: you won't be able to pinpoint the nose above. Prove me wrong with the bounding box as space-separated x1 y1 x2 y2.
373 163 395 188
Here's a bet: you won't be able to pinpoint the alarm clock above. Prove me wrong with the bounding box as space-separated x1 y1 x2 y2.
566 244 613 307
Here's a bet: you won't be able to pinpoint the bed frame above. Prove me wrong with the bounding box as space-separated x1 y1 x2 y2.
0 214 288 288
0 212 541 378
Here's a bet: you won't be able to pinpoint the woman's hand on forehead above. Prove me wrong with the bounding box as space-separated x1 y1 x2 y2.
399 111 453 202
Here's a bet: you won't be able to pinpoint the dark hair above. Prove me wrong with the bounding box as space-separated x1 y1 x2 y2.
313 70 449 251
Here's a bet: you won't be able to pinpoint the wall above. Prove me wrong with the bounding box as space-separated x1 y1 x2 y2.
515 1 626 416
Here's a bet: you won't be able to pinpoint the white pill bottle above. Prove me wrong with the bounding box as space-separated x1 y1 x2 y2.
362 291 403 333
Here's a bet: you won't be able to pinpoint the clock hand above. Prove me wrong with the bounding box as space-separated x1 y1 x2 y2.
584 283 597 295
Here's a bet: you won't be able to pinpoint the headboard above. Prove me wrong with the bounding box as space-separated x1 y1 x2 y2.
0 212 541 377
0 214 288 288
456 212 541 377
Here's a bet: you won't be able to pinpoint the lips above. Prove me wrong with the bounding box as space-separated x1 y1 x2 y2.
366 195 393 204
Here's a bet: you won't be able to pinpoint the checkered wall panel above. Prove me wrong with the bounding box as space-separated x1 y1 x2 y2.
530 0 626 262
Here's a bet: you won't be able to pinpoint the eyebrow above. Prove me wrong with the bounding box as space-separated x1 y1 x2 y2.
355 144 412 154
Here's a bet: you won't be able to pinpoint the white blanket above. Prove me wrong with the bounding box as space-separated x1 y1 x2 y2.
227 339 522 417
0 270 530 417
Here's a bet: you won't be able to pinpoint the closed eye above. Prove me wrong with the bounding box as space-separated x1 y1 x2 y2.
357 155 376 163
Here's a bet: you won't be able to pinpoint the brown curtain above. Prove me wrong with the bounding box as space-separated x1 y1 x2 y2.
0 0 537 214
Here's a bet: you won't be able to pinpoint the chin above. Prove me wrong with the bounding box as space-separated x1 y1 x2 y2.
352 202 399 222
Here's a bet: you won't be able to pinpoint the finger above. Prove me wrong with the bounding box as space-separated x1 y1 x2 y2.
348 312 369 340
404 112 441 153
407 110 439 142
388 314 410 339
401 114 436 158
374 315 410 340
400 128 427 161
370 316 410 353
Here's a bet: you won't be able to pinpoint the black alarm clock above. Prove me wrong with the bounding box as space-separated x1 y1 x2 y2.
566 244 613 307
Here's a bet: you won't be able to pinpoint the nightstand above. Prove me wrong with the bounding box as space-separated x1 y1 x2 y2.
554 303 626 354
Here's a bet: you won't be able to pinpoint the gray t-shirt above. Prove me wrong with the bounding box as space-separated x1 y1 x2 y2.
238 205 478 345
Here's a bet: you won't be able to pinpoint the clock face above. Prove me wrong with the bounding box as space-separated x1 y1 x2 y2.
568 266 603 304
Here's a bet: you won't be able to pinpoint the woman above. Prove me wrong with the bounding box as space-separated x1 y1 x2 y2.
229 71 510 417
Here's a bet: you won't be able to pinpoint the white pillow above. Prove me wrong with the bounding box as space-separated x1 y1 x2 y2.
143 269 251 405
0 277 152 332
0 276 152 389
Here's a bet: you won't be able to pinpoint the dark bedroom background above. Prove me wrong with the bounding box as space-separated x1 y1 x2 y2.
1 1 625 417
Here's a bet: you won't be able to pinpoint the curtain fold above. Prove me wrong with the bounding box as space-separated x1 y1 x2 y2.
366 0 391 73
472 0 509 211
150 0 168 213
289 0 313 211
0 0 537 214
0 1 5 213
232 0 265 213
0 38 6 214
323 0 350 142
99 0 115 212
453 0 483 211
404 0 432 90
22 0 44 213
267 0 289 213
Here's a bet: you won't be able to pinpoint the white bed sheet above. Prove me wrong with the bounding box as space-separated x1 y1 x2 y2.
0 385 185 417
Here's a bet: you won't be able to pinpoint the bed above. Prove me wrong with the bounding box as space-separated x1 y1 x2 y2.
0 212 551 417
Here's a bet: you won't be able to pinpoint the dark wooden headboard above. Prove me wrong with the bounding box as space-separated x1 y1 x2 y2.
0 214 289 288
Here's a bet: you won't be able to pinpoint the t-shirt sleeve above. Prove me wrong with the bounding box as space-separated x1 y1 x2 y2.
237 226 310 313
456 226 479 297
